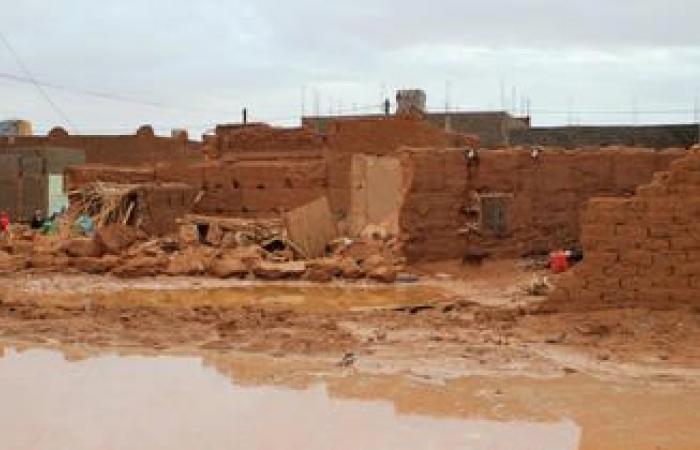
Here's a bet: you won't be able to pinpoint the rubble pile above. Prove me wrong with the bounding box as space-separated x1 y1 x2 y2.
0 209 409 283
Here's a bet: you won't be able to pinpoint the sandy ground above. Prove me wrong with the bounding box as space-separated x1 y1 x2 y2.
0 260 698 449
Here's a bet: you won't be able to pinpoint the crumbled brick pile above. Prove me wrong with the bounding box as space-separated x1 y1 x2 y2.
549 148 700 308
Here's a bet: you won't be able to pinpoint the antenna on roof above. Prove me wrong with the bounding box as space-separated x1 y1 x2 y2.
445 80 451 112
313 87 320 117
301 85 306 118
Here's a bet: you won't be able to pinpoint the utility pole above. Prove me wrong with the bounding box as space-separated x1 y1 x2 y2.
526 97 531 118
499 79 506 111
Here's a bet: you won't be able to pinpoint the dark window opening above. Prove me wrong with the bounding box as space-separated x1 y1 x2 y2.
196 223 210 244
479 194 512 238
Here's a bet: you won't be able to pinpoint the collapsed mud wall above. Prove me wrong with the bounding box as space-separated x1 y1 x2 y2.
399 147 685 261
0 126 202 166
549 148 700 308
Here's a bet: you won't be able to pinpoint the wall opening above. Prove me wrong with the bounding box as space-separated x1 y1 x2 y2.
479 193 512 238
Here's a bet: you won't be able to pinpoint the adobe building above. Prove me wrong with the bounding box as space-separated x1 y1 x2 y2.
0 123 202 221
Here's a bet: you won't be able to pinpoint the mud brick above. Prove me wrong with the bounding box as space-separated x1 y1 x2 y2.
649 274 679 288
674 262 700 277
646 209 678 224
602 289 636 303
585 237 631 253
582 251 619 266
686 251 700 263
583 224 616 239
690 277 700 289
604 264 638 278
621 276 652 290
586 276 622 291
671 237 700 251
619 250 653 267
586 199 631 224
637 289 673 302
647 223 674 239
615 224 648 240
640 238 670 252
682 199 700 217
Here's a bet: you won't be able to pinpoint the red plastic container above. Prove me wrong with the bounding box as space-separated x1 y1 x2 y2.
549 250 569 274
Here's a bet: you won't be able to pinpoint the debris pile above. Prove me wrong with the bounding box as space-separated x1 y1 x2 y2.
3 192 411 283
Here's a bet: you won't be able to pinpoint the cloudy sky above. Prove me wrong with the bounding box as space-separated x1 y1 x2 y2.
1 0 699 136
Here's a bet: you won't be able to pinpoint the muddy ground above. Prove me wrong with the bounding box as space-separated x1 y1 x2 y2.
0 260 698 449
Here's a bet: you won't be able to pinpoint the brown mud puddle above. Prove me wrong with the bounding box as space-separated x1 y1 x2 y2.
1 345 699 450
0 347 579 450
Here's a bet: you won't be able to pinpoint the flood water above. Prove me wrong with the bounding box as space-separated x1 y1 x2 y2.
0 348 581 450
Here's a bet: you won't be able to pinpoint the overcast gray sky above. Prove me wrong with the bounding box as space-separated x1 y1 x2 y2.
1 0 699 136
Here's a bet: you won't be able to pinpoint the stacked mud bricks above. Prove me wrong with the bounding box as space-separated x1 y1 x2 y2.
551 149 700 306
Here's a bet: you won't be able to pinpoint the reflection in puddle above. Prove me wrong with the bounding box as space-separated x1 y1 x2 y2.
0 349 580 450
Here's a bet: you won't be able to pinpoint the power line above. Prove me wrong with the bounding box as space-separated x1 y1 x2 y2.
0 71 245 117
0 31 78 132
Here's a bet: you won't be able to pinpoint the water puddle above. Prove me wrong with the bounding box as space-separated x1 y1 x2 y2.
0 348 580 450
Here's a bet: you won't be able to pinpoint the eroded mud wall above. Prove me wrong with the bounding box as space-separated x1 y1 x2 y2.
399 148 685 261
213 124 325 157
66 158 329 218
549 149 700 307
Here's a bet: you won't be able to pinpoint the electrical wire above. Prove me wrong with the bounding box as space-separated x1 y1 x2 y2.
0 31 78 132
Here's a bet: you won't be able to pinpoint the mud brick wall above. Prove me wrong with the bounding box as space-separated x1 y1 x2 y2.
67 159 329 219
213 124 324 157
550 149 700 307
136 184 198 235
399 148 685 261
194 160 327 216
324 116 472 216
0 128 202 166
